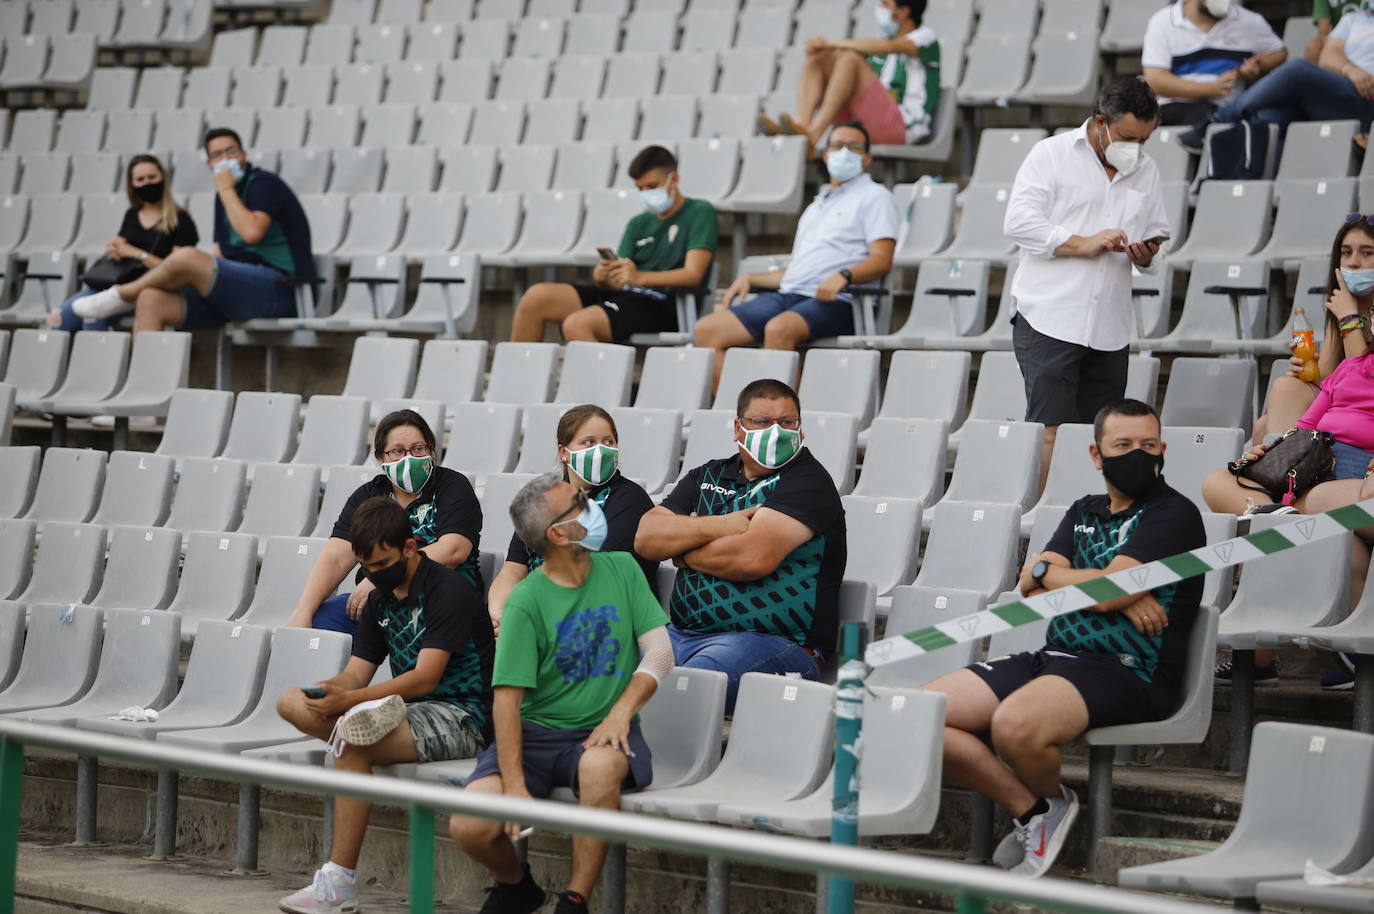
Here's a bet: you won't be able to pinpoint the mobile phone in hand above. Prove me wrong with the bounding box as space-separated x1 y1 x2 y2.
597 247 617 261
301 685 326 699
1143 232 1170 246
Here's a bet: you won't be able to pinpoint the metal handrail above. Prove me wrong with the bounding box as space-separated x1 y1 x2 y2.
0 720 1221 914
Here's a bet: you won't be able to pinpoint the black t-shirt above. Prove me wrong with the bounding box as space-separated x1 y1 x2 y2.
117 206 199 258
661 449 847 649
213 165 316 277
332 466 484 591
1043 479 1206 686
504 474 656 585
351 555 495 732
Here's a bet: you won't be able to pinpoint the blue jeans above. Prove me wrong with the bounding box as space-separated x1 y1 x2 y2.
311 592 358 636
180 257 298 329
1213 59 1374 131
52 288 113 332
667 624 821 713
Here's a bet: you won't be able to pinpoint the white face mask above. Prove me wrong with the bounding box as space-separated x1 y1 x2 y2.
1203 0 1232 17
1099 121 1141 176
874 4 899 37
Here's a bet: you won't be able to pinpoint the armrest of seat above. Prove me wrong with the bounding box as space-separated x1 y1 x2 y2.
1202 285 1268 297
924 287 975 297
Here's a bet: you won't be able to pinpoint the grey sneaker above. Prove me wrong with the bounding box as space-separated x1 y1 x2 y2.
1242 503 1297 517
329 695 406 755
1008 786 1078 878
993 828 1025 869
279 867 360 914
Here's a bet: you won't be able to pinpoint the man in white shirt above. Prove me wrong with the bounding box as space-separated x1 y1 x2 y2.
1004 77 1172 488
694 122 899 389
1176 7 1374 152
1142 0 1287 128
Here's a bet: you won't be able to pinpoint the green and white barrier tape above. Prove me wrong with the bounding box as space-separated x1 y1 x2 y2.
864 499 1374 669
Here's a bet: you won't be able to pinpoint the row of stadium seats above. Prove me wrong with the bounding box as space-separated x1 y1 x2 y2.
0 0 210 51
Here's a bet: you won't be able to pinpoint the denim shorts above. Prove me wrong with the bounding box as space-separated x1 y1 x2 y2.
465 719 652 797
729 291 855 342
1326 440 1374 481
667 624 822 712
180 257 297 328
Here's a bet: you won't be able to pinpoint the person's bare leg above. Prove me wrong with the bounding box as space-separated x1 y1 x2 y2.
1264 377 1320 438
805 49 878 147
989 676 1089 800
794 47 835 127
567 748 630 898
1201 466 1276 516
561 306 612 343
276 687 339 741
115 248 216 303
448 775 526 884
761 311 810 352
1039 425 1058 496
694 309 756 391
132 287 185 333
923 669 1040 816
511 282 582 342
329 721 420 869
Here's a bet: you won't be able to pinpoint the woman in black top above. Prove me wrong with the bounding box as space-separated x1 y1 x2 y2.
51 153 199 331
486 404 657 635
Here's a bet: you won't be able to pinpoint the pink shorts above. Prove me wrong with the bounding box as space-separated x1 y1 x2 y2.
837 77 907 147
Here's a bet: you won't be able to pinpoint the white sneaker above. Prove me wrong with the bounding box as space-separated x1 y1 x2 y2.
279 867 360 914
992 828 1025 870
1007 786 1079 878
90 415 156 429
73 286 133 321
328 695 406 755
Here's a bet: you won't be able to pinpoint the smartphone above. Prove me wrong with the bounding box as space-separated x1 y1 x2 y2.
1143 232 1171 246
300 685 326 699
597 247 617 261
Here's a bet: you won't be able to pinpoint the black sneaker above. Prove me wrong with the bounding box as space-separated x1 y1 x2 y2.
478 866 545 914
1175 123 1206 155
1214 659 1279 685
1241 503 1297 517
1321 652 1357 691
553 891 589 914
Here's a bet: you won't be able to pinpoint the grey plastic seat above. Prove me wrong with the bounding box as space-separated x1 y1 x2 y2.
412 339 486 407
852 418 947 507
1160 425 1245 511
717 136 808 216
385 61 439 105
329 0 376 26
437 146 495 193
408 21 458 60
0 36 47 92
334 63 386 106
0 519 36 599
392 252 481 336
623 10 677 53
50 330 192 422
622 674 834 818
564 13 619 56
484 342 558 405
913 501 1019 600
872 588 985 688
1169 181 1274 268
583 97 640 141
1120 722 1374 906
1258 856 1374 912
165 531 256 639
88 525 181 610
940 420 1043 513
698 93 758 140
24 447 105 525
1100 0 1164 51
1198 512 1238 611
1147 260 1269 350
889 182 958 268
840 496 921 597
331 191 401 253
957 30 1031 105
459 16 511 59
83 66 136 109
960 351 1026 429
291 396 369 470
92 451 174 529
208 27 255 68
480 472 537 553
164 456 246 534
876 350 971 430
550 141 613 190
438 58 494 104
553 341 634 407
258 23 307 66
661 50 718 96
110 0 171 47
237 536 331 628
1255 178 1357 269
151 107 205 153
155 389 233 461
937 184 1017 262
75 615 267 740
635 346 712 413
0 603 23 693
801 411 859 495
607 407 681 495
442 402 521 483
1142 127 1194 186
67 151 119 193
453 191 521 255
514 402 572 475
487 189 581 265
711 348 799 410
1159 358 1256 436
19 522 106 606
12 193 78 259
339 336 418 420
512 16 564 58
275 148 330 196
359 103 418 148
1022 423 1096 533
674 136 739 205
549 54 606 100
495 143 555 193
157 627 352 754
0 603 103 714
1276 120 1359 181
296 192 346 253
680 9 735 51
378 147 436 195
355 24 406 63
133 66 184 109
17 152 69 195
221 392 302 465
311 465 378 538
671 409 737 490
1016 28 1101 105
633 667 726 792
6 109 57 153
3 328 69 401
718 46 775 95
238 463 320 541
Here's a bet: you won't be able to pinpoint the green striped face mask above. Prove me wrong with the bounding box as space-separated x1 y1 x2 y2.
565 444 619 486
739 423 802 470
382 454 433 494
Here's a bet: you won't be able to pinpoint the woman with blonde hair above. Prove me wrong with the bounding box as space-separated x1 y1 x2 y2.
50 153 199 330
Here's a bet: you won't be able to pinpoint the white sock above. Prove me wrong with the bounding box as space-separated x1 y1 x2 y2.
323 861 356 883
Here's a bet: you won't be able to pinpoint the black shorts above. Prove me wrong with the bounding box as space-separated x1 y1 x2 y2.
574 283 677 342
967 648 1176 730
465 719 653 797
1012 314 1128 427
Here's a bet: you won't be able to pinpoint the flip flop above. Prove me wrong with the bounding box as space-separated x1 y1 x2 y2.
778 113 807 136
757 113 785 136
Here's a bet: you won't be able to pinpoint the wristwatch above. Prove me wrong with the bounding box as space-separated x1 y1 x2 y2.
839 268 853 287
1031 559 1050 590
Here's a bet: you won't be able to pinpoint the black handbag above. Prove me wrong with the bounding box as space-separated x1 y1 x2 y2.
82 256 146 292
1227 426 1335 506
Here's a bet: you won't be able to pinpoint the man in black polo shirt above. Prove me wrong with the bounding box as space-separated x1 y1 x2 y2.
923 399 1205 878
635 378 847 711
277 497 494 914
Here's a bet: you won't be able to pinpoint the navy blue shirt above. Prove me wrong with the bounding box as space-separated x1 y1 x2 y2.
213 165 315 278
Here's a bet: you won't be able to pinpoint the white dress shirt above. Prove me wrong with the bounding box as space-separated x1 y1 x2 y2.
779 172 900 300
1004 121 1172 352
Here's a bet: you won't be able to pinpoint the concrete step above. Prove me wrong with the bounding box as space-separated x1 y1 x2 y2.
1093 836 1217 886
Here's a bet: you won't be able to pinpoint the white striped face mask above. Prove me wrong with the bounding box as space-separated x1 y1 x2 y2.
738 422 802 470
381 455 433 494
565 444 619 486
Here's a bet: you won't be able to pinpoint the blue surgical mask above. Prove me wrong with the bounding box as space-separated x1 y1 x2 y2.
874 4 899 37
1343 267 1374 296
214 158 244 182
553 498 608 552
825 147 864 184
639 184 672 215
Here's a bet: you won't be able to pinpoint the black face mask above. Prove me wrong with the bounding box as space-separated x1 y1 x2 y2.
365 555 409 592
134 181 165 203
1101 448 1164 498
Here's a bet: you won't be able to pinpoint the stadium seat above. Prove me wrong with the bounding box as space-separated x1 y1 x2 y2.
47 330 192 426
486 188 582 264
958 32 1031 106
1017 28 1100 105
87 526 181 611
623 10 677 53
410 340 484 409
852 418 947 506
796 350 879 430
0 519 35 598
550 141 615 190
0 383 11 447
876 350 971 430
12 192 78 259
1276 119 1358 181
890 181 957 269
1022 423 1096 532
524 99 581 146
797 411 857 494
155 388 233 461
661 49 717 96
1169 181 1275 268
437 145 496 193
356 24 406 63
913 501 1020 600
1100 0 1164 52
221 392 302 465
0 603 22 693
513 402 571 475
635 346 712 413
479 472 538 556
840 495 921 597
680 9 735 51
318 255 408 323
624 666 726 792
0 449 39 522
165 457 246 534
674 136 739 204
258 23 307 66
485 341 558 404
237 536 332 628
238 463 320 541
1159 358 1256 435
376 145 436 192
1142 126 1194 185
563 13 619 57
23 447 104 524
0 603 103 714
384 62 438 105
312 465 378 538
1255 178 1357 270
151 107 205 153
379 252 480 337
872 588 984 687
438 58 494 104
672 409 736 489
453 190 522 254
711 348 800 410
134 66 185 109
335 63 386 106
607 407 682 495
584 97 641 141
511 16 564 58
622 674 834 818
638 94 698 141
165 531 257 638
66 150 119 193
554 341 635 406
92 451 174 529
717 135 807 216
936 184 1017 262
1120 722 1374 905
698 92 759 140
1148 260 1268 350
293 396 370 469
19 521 105 606
940 420 1043 513
18 151 68 194
549 53 605 100
441 402 521 482
1160 425 1245 510
408 20 458 60
895 259 992 345
276 148 331 195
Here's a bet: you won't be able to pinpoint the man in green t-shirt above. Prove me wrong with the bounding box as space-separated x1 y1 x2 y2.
449 472 672 914
509 145 719 344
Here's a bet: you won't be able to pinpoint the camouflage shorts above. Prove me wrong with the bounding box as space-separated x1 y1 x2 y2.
406 701 485 763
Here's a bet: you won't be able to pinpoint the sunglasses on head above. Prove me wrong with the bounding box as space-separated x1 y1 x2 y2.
1347 213 1374 226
